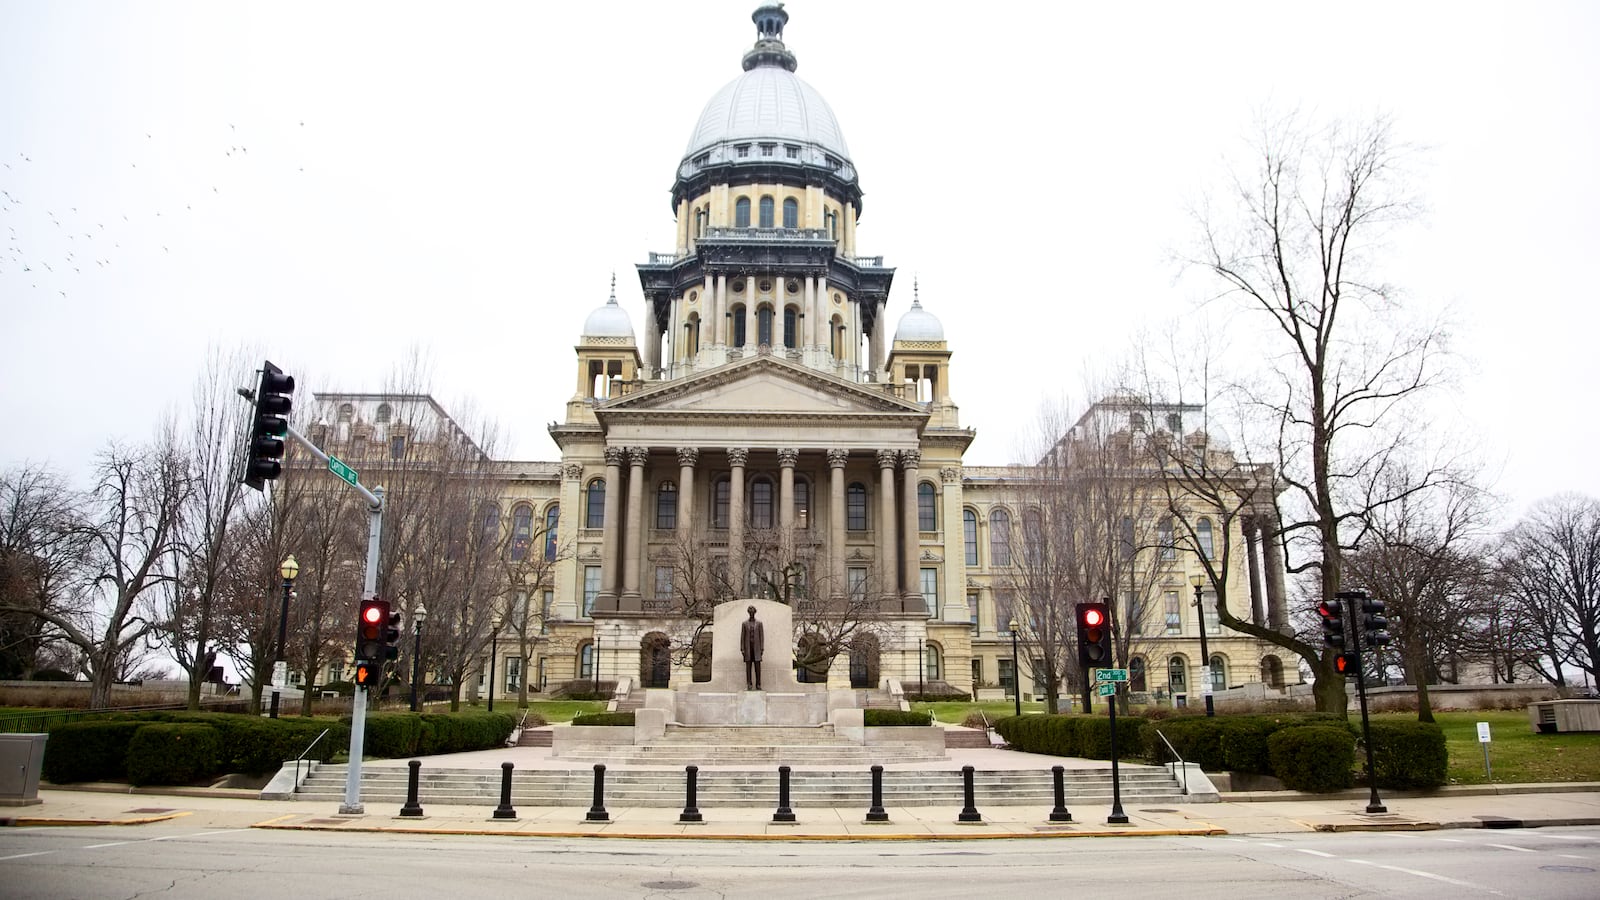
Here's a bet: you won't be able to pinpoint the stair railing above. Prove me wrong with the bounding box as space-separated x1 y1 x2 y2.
292 727 332 790
1152 728 1188 795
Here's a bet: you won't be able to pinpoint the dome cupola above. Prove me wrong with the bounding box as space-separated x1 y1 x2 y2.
582 276 636 343
894 295 945 343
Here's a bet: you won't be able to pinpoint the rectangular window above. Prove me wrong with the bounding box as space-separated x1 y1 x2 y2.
1203 593 1220 635
997 592 1015 634
536 657 546 692
785 144 800 159
505 656 523 693
583 566 601 616
389 435 406 460
751 479 773 528
736 144 750 158
963 512 978 565
713 479 730 528
1121 516 1135 560
656 485 677 530
918 485 936 532
847 566 869 601
654 566 673 600
920 568 938 617
1126 591 1142 636
968 593 979 633
970 658 982 686
541 590 553 634
760 143 775 157
998 658 1016 697
1159 516 1175 560
846 485 867 530
1164 589 1181 635
794 479 810 528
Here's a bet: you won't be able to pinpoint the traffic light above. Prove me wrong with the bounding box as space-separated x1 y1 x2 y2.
354 661 380 688
1334 652 1359 675
243 360 295 491
382 607 402 661
357 597 390 662
1076 601 1112 670
1318 600 1346 651
1361 596 1390 647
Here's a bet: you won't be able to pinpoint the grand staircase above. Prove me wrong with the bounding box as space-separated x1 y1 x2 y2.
291 761 1189 808
553 723 947 766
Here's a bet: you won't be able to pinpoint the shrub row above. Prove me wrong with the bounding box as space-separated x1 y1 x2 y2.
41 714 347 784
992 714 1148 760
570 711 636 727
1365 720 1448 790
1141 713 1352 774
864 709 933 726
41 721 144 783
127 724 222 786
1268 726 1355 792
353 711 516 757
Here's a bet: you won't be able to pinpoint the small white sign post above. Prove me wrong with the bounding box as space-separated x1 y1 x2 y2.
1477 721 1492 779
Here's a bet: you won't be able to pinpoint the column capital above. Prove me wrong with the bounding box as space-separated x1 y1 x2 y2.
626 446 649 467
826 448 850 469
563 463 585 481
899 448 921 469
676 447 700 467
727 447 749 468
604 446 627 467
777 447 800 468
876 449 898 469
939 465 961 483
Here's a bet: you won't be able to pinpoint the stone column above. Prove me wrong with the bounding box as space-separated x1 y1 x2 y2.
871 300 887 375
900 449 923 613
827 448 848 599
817 276 829 355
714 274 728 345
877 449 899 604
1261 512 1290 633
728 447 748 594
702 274 714 356
1244 516 1266 626
778 448 798 564
743 302 756 350
596 446 625 612
620 446 647 611
643 305 661 377
773 298 786 351
803 277 817 349
677 447 698 532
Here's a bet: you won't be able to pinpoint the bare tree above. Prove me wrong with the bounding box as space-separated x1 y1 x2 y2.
1499 494 1600 690
0 465 86 678
499 504 569 708
1189 112 1449 712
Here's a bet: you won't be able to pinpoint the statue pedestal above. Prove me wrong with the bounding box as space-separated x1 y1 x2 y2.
673 689 829 726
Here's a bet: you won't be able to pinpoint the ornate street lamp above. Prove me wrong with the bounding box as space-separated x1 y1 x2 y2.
409 602 428 712
270 555 299 719
1191 573 1215 717
487 613 502 713
1008 617 1021 717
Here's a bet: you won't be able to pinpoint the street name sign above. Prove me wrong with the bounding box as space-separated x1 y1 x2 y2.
328 455 359 487
1095 668 1129 683
1096 682 1117 697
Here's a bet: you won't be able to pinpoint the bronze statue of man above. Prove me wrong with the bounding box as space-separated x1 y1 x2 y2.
740 605 764 690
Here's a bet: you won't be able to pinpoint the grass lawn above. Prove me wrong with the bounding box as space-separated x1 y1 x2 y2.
1421 709 1600 785
513 700 607 723
910 700 1050 725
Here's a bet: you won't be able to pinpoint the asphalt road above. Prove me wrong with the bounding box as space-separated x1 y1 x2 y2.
3 824 1597 898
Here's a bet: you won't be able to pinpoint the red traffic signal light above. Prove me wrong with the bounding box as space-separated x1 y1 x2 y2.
1334 652 1359 675
1318 599 1346 650
357 597 390 661
1076 601 1112 669
354 661 379 687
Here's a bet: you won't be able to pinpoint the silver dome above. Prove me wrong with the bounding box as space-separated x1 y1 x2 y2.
684 65 851 163
582 291 636 342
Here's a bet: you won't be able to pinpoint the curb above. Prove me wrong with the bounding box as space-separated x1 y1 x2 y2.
249 820 1227 841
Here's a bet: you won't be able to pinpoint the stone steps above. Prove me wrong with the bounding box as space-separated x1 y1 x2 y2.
290 764 1188 808
516 728 553 747
942 729 993 749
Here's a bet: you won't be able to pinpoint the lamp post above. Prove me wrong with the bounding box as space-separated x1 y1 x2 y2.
1191 573 1214 717
918 637 925 698
409 602 428 712
269 555 298 719
1008 617 1021 717
487 613 501 713
609 622 621 699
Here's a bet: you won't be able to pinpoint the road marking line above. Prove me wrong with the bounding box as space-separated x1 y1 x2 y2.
0 851 53 861
1348 859 1499 893
1295 848 1335 858
81 841 132 849
1528 834 1589 841
1487 844 1535 853
1437 838 1466 843
1261 842 1283 848
1557 854 1590 860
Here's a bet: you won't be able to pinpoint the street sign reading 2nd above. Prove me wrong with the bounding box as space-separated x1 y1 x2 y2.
1095 668 1129 683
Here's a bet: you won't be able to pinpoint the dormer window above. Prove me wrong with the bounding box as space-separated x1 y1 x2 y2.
760 143 775 157
785 145 800 159
736 144 751 158
693 152 710 167
825 155 841 170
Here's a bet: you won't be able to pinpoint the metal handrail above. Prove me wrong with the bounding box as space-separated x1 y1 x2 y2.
292 728 332 788
1152 728 1189 795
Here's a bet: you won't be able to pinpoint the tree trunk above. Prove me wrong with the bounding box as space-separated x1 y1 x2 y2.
1312 657 1347 715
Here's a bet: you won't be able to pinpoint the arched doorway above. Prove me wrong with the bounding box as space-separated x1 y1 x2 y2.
691 632 712 683
1260 654 1285 689
849 633 880 689
640 632 672 688
795 632 828 684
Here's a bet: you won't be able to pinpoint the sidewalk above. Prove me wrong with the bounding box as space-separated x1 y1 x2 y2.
8 782 1600 840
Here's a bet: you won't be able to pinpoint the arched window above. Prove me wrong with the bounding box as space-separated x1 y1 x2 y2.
1208 654 1226 692
375 403 391 424
1168 656 1187 693
794 479 811 529
510 504 533 561
732 305 747 347
1129 657 1148 692
712 477 730 528
989 509 1012 566
782 197 798 229
758 195 774 228
782 307 797 348
924 643 943 681
846 482 868 530
544 504 560 561
735 196 751 228
337 403 354 423
1023 509 1044 566
585 479 605 529
963 509 978 565
824 208 837 239
1197 517 1215 560
917 482 937 532
579 643 594 679
694 208 705 237
750 477 774 529
1158 515 1175 559
757 306 773 346
656 482 678 530
480 503 499 546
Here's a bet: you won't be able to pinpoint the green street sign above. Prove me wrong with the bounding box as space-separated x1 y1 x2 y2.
1094 668 1129 683
328 455 359 487
1096 682 1117 697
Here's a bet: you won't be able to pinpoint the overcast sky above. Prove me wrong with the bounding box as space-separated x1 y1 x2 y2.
3 0 1596 528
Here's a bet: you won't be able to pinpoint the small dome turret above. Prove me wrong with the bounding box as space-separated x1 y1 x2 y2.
582 276 636 342
894 296 944 342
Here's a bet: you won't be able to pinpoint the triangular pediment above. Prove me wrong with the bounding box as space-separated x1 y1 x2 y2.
600 355 924 418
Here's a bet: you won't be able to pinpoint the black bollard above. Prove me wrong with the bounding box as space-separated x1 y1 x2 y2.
865 764 889 822
680 765 703 823
957 764 982 823
772 765 796 823
585 763 609 822
1049 764 1073 823
399 759 424 817
493 761 517 820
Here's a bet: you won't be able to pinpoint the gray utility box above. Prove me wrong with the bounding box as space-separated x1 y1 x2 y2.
0 733 48 806
1528 700 1600 734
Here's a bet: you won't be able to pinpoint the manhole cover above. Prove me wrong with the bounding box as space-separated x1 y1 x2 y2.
641 881 698 891
125 808 176 814
1540 865 1595 874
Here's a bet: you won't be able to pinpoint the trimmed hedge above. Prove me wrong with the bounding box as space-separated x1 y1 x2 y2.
992 714 1148 760
571 711 636 727
1142 713 1354 775
1268 725 1355 792
127 724 221 786
41 721 143 783
1365 720 1448 790
354 711 516 757
864 709 933 726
